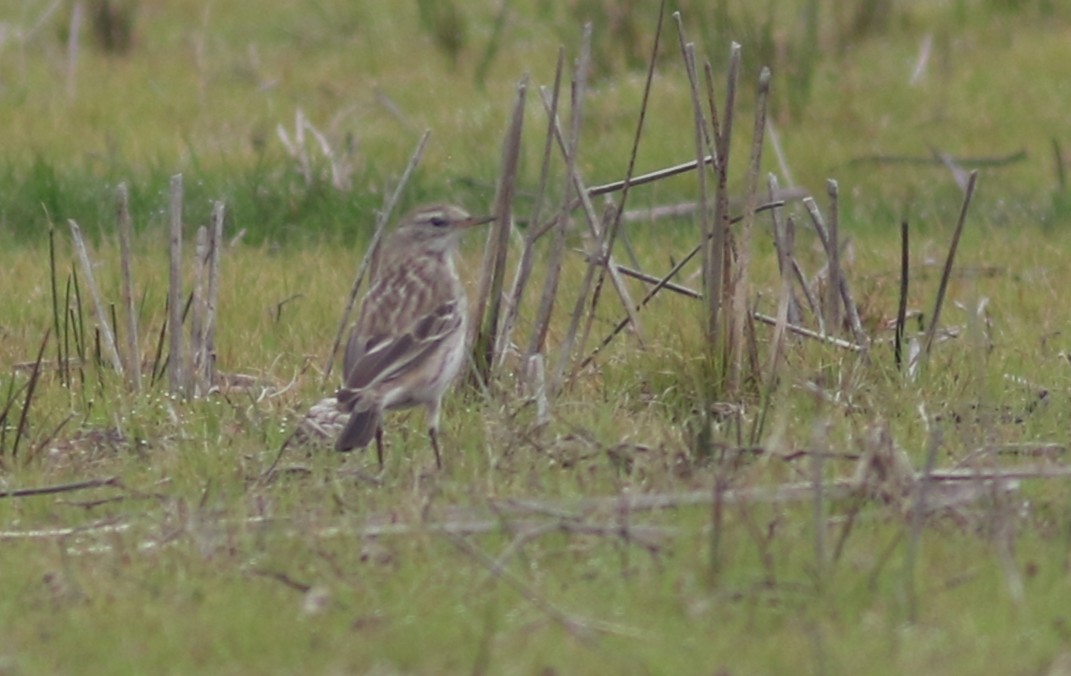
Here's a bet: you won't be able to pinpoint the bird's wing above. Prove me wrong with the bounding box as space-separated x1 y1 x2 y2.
338 300 462 407
343 258 452 379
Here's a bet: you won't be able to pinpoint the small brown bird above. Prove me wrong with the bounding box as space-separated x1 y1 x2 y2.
331 203 493 469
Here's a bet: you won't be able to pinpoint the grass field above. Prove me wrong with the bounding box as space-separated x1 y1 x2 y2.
2 1 1071 674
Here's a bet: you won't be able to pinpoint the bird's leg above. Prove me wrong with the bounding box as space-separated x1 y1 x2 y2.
428 426 443 469
374 426 385 470
425 401 444 469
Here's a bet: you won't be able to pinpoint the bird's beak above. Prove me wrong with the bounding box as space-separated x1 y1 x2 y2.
461 215 496 229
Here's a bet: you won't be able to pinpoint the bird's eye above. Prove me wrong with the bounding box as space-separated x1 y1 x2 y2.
430 216 448 228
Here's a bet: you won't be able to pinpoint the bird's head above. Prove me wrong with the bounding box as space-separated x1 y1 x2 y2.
393 204 494 252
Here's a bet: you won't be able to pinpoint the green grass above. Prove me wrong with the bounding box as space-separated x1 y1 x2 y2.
1 1 1071 674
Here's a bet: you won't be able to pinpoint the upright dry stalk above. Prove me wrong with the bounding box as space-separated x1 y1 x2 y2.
802 196 868 349
471 75 528 383
895 221 910 371
68 220 124 378
115 183 141 391
525 55 569 362
674 15 715 317
825 180 842 331
708 46 741 347
541 23 593 392
168 174 186 396
729 66 771 393
48 227 65 388
190 225 208 396
11 329 51 460
919 170 979 363
547 23 597 391
202 200 225 391
765 175 794 379
500 49 564 370
323 129 431 385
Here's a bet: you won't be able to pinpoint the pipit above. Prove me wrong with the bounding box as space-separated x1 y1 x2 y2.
330 203 493 469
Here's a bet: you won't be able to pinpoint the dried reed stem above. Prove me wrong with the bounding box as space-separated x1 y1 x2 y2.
729 66 771 392
503 48 563 369
191 225 208 396
48 227 65 388
525 53 569 361
68 220 124 377
802 196 868 350
765 175 794 378
203 201 225 389
11 329 51 460
584 155 716 200
919 170 979 363
895 221 910 371
472 75 527 382
709 45 740 345
167 174 185 396
115 183 141 391
674 9 719 346
825 180 842 331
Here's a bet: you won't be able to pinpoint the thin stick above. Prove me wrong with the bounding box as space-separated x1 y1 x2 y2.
919 171 978 363
802 196 868 350
203 200 225 389
825 180 842 331
0 377 29 456
548 24 600 389
68 220 124 377
12 329 51 459
0 476 118 499
710 45 741 345
756 175 794 441
585 154 717 200
167 174 185 396
895 221 910 371
673 9 716 342
115 183 141 391
472 74 528 382
150 298 169 386
191 225 208 396
322 130 431 385
501 48 563 368
729 66 771 392
525 55 568 360
846 149 1025 168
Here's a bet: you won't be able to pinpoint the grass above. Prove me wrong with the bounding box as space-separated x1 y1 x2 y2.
1 0 1071 674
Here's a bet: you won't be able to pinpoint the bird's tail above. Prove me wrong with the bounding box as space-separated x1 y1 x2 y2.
335 400 381 452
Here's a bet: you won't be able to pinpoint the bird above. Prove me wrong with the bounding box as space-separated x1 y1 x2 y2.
306 203 493 469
